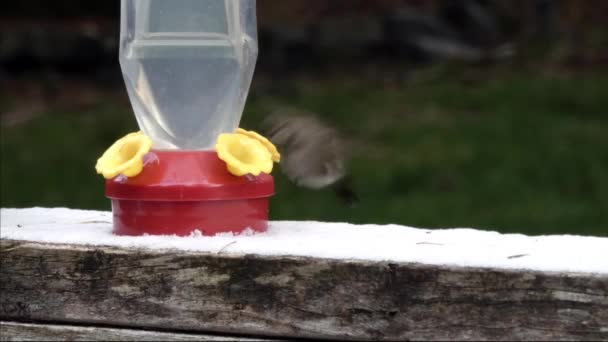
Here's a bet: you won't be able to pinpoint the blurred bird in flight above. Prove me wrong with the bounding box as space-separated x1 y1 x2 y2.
261 108 359 207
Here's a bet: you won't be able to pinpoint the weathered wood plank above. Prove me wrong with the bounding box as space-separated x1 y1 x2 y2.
0 321 270 341
1 239 607 341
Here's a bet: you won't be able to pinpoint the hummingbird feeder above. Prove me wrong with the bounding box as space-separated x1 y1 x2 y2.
96 0 277 236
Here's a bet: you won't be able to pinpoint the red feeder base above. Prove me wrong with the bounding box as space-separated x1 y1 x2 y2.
105 150 274 236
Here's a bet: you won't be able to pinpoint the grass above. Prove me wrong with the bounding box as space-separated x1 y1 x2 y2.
2 65 607 236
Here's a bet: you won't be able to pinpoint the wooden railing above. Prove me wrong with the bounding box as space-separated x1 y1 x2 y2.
1 208 607 341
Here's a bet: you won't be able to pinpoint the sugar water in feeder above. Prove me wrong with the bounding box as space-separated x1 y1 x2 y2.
96 0 278 236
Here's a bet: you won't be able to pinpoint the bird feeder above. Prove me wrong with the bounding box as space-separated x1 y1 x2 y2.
96 0 276 236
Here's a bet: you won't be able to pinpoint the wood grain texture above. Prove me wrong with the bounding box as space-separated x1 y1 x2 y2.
1 239 607 341
0 321 270 341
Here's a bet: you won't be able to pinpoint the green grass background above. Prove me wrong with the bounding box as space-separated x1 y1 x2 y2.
2 66 607 236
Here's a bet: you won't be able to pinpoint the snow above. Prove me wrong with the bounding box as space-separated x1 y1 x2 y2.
1 207 607 274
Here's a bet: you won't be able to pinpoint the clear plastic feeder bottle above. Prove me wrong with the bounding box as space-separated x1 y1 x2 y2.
120 0 258 149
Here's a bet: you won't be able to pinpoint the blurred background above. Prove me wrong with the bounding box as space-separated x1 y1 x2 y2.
1 0 607 236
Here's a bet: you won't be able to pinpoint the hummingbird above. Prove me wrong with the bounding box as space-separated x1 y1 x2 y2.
261 108 359 207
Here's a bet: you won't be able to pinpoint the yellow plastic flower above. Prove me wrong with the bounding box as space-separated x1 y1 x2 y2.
216 133 273 176
236 128 281 162
95 131 152 179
